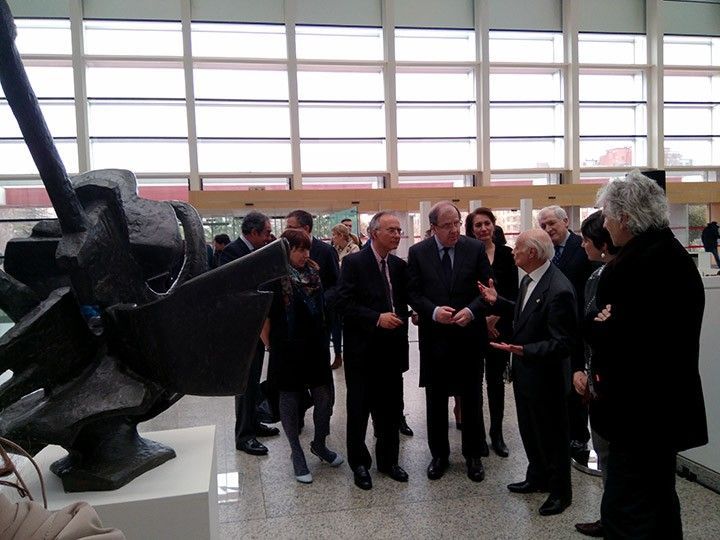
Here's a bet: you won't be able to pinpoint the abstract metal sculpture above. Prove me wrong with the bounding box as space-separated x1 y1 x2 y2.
0 1 288 492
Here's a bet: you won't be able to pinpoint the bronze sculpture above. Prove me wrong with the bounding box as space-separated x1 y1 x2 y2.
0 0 288 492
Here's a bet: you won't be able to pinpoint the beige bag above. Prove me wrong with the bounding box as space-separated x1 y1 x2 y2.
0 437 125 540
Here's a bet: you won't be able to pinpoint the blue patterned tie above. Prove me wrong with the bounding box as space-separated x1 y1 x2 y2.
441 247 452 284
552 244 562 265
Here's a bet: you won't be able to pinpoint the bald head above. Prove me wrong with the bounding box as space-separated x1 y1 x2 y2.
513 229 555 273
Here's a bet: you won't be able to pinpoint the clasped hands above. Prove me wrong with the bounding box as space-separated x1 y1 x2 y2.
435 306 473 327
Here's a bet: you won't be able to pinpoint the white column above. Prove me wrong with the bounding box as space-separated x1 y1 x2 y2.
382 0 399 187
69 0 90 173
520 198 534 231
475 0 490 184
181 0 200 190
395 211 411 258
562 0 579 184
284 0 302 189
670 203 689 248
647 0 665 169
419 200 432 236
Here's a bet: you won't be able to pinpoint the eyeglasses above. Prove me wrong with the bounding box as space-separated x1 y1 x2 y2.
435 220 462 231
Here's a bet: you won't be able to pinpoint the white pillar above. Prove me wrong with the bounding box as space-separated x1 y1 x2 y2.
469 200 482 212
670 203 689 248
395 211 412 258
520 199 534 232
419 201 432 236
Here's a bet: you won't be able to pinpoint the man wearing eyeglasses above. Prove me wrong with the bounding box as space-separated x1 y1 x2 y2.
335 212 411 490
407 201 493 483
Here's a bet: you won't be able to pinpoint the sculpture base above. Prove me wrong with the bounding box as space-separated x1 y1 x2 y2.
49 422 176 492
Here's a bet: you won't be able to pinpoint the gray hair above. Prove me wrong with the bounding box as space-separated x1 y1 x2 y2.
538 205 568 222
428 201 461 226
241 211 269 235
368 211 394 236
521 229 555 261
596 169 669 235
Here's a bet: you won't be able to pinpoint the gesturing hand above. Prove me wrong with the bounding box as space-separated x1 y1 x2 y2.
594 304 612 322
490 341 524 356
478 279 497 305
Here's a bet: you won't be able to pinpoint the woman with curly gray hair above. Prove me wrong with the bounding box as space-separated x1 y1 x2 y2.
589 170 707 539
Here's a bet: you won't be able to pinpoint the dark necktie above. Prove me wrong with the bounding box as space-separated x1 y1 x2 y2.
441 247 452 284
518 274 533 311
380 258 393 312
552 244 562 265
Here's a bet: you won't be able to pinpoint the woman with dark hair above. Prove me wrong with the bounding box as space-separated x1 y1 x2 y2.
264 229 343 484
572 210 620 538
464 207 518 457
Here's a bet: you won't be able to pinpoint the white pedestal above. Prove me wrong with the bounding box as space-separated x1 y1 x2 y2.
15 425 218 540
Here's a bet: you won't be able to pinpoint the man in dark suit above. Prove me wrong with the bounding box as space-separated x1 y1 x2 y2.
218 211 279 455
336 212 410 490
407 201 492 483
538 205 595 462
480 229 578 516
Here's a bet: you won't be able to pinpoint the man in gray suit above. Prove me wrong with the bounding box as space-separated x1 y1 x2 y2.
480 229 578 516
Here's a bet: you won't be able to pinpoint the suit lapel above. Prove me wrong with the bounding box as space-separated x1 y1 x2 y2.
449 238 467 292
424 238 448 288
557 231 578 267
365 247 390 310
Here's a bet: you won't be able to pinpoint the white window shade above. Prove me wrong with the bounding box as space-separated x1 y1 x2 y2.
191 0 284 24
576 0 645 34
83 0 181 21
7 1 69 18
396 0 473 29
665 1 720 37
297 0 381 27
488 0 561 32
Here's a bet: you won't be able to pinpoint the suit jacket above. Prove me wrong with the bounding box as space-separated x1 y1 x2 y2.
335 248 409 375
589 227 707 451
407 236 492 389
311 236 340 304
495 264 578 400
218 236 251 265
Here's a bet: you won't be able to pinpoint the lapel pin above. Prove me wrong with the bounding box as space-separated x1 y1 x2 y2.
535 298 540 303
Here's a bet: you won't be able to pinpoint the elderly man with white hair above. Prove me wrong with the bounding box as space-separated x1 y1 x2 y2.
479 229 578 516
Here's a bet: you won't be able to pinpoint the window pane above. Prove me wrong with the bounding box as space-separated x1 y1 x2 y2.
664 138 719 166
579 172 625 185
490 139 564 169
89 102 188 137
299 105 384 138
0 65 74 98
0 183 52 208
91 140 189 172
191 23 286 59
396 69 474 102
15 19 71 55
580 105 646 136
579 71 645 102
193 66 288 100
579 139 646 167
664 106 715 136
397 105 475 138
302 176 383 190
202 177 290 191
0 140 78 174
398 174 473 188
198 141 291 173
664 36 720 67
398 140 475 171
395 28 475 62
664 74 720 102
490 173 560 187
489 70 563 101
300 141 385 172
84 20 183 56
490 105 563 137
489 31 563 63
578 33 646 64
196 103 290 138
298 68 384 101
87 66 185 98
666 171 714 183
296 26 383 61
0 102 76 138
136 179 189 203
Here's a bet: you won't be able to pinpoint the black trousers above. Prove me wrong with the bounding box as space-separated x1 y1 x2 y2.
234 343 264 444
514 383 571 498
602 444 682 539
568 390 590 445
345 369 403 471
484 347 507 436
426 378 485 460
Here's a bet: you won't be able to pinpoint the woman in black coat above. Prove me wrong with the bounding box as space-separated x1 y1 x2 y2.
465 207 518 457
264 229 343 484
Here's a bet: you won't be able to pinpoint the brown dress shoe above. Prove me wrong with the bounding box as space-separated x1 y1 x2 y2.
575 520 604 537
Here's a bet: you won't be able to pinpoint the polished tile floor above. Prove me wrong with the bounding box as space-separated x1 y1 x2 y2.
140 330 720 539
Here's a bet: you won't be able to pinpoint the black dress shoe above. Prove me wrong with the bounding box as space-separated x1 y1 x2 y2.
399 417 414 437
479 440 490 457
491 436 509 458
378 464 409 482
507 480 549 494
353 465 373 490
236 438 268 456
466 457 485 482
427 457 449 480
575 520 604 537
255 423 280 437
538 494 571 516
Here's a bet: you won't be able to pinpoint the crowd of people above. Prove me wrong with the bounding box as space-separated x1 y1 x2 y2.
207 169 707 539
